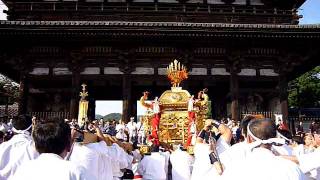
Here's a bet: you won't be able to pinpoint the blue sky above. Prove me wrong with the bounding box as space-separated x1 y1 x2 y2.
1 0 320 23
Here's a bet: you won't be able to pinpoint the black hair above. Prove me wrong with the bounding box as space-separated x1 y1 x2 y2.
240 115 256 137
151 145 159 152
277 129 293 140
0 131 4 141
12 115 32 130
132 141 139 150
32 120 71 155
248 118 277 140
292 136 303 144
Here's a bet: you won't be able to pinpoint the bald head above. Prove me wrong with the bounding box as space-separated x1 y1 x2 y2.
248 118 277 140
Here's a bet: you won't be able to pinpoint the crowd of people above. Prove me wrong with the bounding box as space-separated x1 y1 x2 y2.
0 114 320 180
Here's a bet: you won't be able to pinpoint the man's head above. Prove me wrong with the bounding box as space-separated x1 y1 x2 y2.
151 144 159 152
247 118 277 144
240 115 256 137
314 133 320 147
12 115 32 132
130 117 134 122
32 120 71 158
304 133 314 146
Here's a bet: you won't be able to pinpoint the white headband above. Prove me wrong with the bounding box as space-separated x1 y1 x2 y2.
247 125 285 150
12 124 32 135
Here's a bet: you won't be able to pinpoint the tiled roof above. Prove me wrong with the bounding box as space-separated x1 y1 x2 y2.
0 20 320 30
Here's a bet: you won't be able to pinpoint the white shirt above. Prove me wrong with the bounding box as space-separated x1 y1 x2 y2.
136 122 145 134
272 144 294 156
153 101 160 114
116 124 126 133
191 143 221 180
116 124 127 141
0 133 39 180
0 123 9 133
70 142 113 180
108 143 129 178
188 98 194 112
132 149 142 176
138 152 166 180
12 153 93 180
170 149 194 180
298 149 320 174
293 144 306 157
219 141 249 174
222 147 306 180
216 136 230 155
127 122 137 135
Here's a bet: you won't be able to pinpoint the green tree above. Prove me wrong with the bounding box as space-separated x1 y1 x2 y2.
288 66 320 108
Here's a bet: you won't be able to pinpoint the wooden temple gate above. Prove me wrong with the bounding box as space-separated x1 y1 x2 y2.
0 0 319 129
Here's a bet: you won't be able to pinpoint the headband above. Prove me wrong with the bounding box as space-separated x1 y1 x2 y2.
276 131 292 144
247 124 285 150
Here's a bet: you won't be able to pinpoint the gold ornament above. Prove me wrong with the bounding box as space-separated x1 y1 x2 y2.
167 59 188 87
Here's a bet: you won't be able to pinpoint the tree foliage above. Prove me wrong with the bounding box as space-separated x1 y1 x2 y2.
288 66 320 108
95 113 122 121
0 75 19 104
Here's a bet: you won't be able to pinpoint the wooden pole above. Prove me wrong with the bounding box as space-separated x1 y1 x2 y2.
230 70 239 121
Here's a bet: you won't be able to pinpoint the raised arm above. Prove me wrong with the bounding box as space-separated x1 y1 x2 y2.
213 120 232 144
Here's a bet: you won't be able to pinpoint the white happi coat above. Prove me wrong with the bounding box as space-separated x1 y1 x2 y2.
108 143 129 179
298 149 320 180
170 149 194 180
191 143 221 180
70 141 113 180
219 141 250 174
271 144 294 156
11 153 93 180
222 147 306 180
138 152 166 180
0 133 39 180
116 124 127 141
127 122 137 135
187 98 195 112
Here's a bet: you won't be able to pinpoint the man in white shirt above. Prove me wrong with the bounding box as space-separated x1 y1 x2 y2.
137 117 145 145
127 117 137 143
170 145 194 180
191 119 231 180
219 115 256 173
69 123 113 180
116 120 127 141
0 115 39 180
222 118 306 180
12 120 92 180
138 146 166 180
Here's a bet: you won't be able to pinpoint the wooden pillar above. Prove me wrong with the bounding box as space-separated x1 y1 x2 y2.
230 70 239 121
279 73 291 130
18 72 28 115
88 97 96 120
122 73 132 122
70 70 80 119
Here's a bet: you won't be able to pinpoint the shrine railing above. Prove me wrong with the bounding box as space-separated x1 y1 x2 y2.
241 111 320 123
241 111 280 120
30 112 71 121
0 105 18 117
